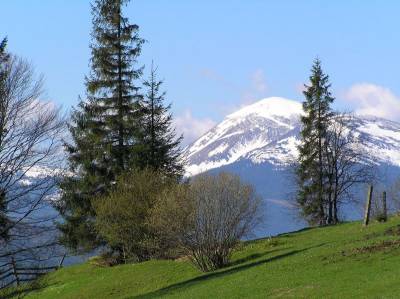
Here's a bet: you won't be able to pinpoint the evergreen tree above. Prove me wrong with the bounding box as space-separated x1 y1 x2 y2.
0 38 7 61
0 38 9 241
296 59 334 226
57 0 144 252
139 63 183 178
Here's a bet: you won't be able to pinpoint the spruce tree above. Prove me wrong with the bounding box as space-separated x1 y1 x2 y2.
0 38 9 241
296 59 334 226
57 0 144 251
0 38 7 61
139 63 183 178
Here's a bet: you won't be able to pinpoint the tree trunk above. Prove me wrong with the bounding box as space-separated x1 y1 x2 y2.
382 191 387 222
117 2 124 171
327 192 333 224
333 192 338 224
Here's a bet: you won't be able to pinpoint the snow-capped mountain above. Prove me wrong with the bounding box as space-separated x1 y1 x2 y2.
185 97 400 236
185 97 400 177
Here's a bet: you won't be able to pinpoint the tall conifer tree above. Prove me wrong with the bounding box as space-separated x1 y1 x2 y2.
0 38 9 241
296 59 334 226
57 0 144 251
139 63 183 178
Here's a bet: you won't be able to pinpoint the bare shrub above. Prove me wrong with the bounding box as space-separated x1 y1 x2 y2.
152 172 262 272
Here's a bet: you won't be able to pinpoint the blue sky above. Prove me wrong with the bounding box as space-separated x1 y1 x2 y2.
1 0 400 144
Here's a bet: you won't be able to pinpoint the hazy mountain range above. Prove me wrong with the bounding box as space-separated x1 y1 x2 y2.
185 97 400 235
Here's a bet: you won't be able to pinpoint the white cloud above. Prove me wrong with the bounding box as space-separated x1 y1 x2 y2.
344 83 400 121
174 110 216 146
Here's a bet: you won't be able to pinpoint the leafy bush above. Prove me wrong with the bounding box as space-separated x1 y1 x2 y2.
149 183 194 259
92 169 174 263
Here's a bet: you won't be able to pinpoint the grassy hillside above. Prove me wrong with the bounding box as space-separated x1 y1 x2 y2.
3 216 400 298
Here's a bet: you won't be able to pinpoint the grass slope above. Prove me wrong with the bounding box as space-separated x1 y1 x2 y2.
3 217 400 298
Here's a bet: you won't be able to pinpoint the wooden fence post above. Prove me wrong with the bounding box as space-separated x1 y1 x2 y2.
382 191 387 222
58 253 66 269
363 185 373 226
11 257 19 287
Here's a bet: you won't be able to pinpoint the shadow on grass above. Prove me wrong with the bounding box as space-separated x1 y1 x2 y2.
276 227 315 238
0 280 49 299
229 247 287 267
133 244 325 299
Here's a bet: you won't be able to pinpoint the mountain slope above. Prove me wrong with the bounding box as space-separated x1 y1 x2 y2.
185 97 400 236
5 216 400 298
185 97 400 176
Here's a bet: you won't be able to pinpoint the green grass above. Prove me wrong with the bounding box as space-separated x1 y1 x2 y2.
3 217 400 298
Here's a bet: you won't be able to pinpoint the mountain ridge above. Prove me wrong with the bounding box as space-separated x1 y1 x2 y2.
185 97 400 177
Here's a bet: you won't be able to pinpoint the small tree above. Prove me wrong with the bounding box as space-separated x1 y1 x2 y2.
297 58 334 226
152 172 262 272
139 62 183 178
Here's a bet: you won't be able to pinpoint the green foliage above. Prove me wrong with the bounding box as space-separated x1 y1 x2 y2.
0 37 8 63
57 0 145 252
149 182 194 259
93 169 175 262
296 59 334 226
139 62 183 178
6 216 400 298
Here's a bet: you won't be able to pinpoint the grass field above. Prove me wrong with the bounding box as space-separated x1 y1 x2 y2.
3 216 400 298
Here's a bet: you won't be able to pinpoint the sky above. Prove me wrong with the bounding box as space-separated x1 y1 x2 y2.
1 0 400 144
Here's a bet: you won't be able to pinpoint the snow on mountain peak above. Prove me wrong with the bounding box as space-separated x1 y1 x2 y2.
185 97 304 176
185 97 400 177
227 97 302 121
